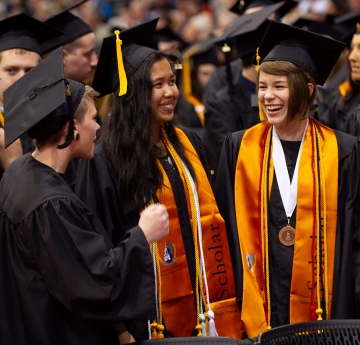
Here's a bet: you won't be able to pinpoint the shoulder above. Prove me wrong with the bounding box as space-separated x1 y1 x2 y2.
333 129 360 162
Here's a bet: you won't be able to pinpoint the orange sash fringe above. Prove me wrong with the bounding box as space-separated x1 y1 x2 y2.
234 119 338 337
156 127 243 338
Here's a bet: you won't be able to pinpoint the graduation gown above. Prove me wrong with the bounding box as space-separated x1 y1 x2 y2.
215 126 360 334
0 153 155 345
325 85 360 132
75 127 213 339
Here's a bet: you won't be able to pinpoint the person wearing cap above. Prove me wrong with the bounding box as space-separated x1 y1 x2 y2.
76 19 243 341
0 47 169 345
0 12 62 175
41 0 98 86
321 12 360 132
215 21 360 339
204 2 290 175
175 38 223 173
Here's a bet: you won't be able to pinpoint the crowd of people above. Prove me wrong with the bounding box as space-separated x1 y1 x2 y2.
2 0 360 344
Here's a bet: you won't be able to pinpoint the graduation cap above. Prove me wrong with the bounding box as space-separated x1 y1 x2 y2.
334 11 360 46
4 47 85 148
292 17 347 41
153 26 187 53
229 0 297 18
215 2 284 58
41 0 93 55
92 18 159 97
0 13 63 55
255 20 346 85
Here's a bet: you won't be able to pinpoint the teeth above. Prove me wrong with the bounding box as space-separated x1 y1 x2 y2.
267 105 283 111
162 104 173 109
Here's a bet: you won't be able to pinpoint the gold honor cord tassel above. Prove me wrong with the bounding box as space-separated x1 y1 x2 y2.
114 30 128 96
357 23 360 31
0 111 4 128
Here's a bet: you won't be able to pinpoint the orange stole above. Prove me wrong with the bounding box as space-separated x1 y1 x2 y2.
234 119 338 338
156 127 243 339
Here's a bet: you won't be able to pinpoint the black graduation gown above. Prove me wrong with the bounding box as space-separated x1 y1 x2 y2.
325 86 360 132
215 128 360 328
204 72 260 173
0 154 155 345
75 127 212 339
345 107 360 136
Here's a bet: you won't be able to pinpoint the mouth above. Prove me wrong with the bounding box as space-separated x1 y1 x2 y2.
351 66 360 72
159 102 174 111
265 104 284 114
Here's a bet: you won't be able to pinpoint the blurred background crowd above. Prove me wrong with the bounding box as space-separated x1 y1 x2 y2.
1 0 359 53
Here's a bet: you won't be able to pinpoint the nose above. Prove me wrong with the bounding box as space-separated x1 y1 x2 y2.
90 52 98 67
96 121 100 131
264 88 275 100
164 83 177 98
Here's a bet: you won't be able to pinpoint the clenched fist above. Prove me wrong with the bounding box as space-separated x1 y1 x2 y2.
139 204 169 243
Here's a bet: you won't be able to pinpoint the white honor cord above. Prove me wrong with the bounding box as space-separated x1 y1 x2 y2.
272 119 308 218
181 159 217 336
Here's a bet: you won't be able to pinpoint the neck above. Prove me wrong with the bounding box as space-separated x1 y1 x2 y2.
273 118 308 141
152 123 167 156
32 145 72 174
241 65 257 84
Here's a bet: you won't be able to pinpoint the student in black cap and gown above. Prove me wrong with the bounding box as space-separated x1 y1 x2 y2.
205 2 287 173
41 0 100 190
0 13 62 174
215 21 360 339
175 38 223 174
76 19 243 341
323 12 360 132
0 47 169 345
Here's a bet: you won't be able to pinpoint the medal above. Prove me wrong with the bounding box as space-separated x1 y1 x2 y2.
279 219 295 246
272 121 308 247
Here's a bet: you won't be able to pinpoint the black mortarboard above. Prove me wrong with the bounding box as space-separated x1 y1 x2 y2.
41 0 92 54
230 0 297 18
256 21 346 85
181 38 223 67
92 18 159 97
334 11 360 46
292 17 347 41
215 2 284 58
153 26 187 52
4 47 85 148
0 13 62 55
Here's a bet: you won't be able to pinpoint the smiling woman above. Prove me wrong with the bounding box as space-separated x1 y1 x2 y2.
215 20 360 341
76 18 242 342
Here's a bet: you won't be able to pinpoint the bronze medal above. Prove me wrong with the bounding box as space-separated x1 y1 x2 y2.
279 225 295 246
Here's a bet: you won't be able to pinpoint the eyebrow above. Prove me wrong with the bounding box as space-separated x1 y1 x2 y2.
152 73 176 82
259 80 288 84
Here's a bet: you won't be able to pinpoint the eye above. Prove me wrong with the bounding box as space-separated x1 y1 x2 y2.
258 85 267 90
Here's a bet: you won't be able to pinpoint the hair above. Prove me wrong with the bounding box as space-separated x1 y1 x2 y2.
0 48 42 63
103 52 195 214
34 85 99 150
257 60 316 122
63 35 86 54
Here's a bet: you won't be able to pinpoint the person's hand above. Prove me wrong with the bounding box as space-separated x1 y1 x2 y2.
139 204 169 243
118 330 135 344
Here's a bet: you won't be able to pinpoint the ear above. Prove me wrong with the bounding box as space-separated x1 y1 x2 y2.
307 82 315 97
63 49 69 67
73 119 80 141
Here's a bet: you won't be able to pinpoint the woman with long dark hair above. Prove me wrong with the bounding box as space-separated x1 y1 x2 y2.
215 21 360 340
76 19 243 341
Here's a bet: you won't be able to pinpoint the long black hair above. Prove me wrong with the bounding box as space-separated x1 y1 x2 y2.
103 52 196 213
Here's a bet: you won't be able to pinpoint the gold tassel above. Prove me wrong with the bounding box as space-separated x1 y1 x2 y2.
255 47 261 73
357 23 360 31
114 30 127 96
258 100 266 122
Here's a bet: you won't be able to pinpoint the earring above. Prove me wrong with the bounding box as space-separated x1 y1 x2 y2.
75 133 80 141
